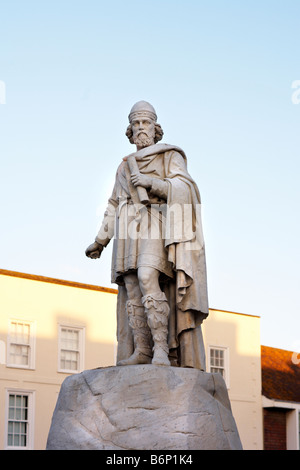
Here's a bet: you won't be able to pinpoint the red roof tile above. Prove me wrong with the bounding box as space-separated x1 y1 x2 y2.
261 345 300 403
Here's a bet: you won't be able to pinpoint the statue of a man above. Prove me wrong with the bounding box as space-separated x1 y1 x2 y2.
86 101 209 369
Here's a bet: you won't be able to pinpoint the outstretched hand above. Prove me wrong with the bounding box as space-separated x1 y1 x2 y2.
85 241 103 259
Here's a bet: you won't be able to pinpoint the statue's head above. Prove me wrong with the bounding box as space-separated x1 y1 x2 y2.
126 101 163 148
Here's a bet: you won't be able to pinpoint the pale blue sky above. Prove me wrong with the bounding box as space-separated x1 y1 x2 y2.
1 0 300 352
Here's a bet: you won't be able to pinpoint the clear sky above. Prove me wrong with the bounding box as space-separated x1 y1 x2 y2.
1 0 300 352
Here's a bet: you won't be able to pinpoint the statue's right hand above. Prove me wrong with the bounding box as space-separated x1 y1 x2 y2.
85 241 103 259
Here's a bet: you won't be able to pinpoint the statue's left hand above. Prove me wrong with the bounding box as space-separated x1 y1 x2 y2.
131 173 152 189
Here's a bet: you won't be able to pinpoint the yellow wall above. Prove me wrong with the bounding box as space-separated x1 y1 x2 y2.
0 271 117 450
0 270 263 450
203 308 263 450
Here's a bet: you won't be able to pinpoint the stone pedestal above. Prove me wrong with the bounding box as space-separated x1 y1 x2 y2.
46 365 242 450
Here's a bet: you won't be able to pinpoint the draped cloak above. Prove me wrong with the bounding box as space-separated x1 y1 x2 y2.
96 143 209 370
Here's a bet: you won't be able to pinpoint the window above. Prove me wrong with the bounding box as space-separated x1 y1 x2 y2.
58 325 85 373
208 346 229 387
7 320 36 369
5 390 34 449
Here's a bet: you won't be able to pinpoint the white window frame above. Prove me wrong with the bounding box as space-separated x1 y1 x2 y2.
286 406 300 450
4 389 35 450
6 319 36 370
58 323 85 373
208 345 230 388
263 398 300 450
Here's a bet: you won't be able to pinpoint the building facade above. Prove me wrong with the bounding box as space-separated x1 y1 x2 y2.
0 269 263 450
262 345 300 450
0 269 117 450
203 308 262 449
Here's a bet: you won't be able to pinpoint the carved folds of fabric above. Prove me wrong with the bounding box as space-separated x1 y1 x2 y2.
142 292 170 353
142 292 170 328
125 300 152 351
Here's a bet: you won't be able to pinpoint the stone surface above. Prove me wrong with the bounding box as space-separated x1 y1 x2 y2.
46 365 242 450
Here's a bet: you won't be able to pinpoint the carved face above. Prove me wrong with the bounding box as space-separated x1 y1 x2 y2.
131 117 156 148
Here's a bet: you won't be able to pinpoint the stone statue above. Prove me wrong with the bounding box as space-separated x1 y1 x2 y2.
86 101 209 369
47 102 243 452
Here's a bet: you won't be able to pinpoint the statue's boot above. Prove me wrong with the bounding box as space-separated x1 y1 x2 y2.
142 291 170 367
117 300 153 366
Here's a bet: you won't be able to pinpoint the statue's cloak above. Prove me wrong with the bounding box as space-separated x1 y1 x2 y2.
96 143 209 369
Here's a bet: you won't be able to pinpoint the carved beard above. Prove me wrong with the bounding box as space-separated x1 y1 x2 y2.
133 132 154 148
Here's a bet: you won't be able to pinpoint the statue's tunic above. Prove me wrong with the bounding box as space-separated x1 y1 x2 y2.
96 144 209 370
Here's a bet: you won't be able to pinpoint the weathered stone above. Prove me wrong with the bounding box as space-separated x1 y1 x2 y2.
86 101 209 371
46 365 242 450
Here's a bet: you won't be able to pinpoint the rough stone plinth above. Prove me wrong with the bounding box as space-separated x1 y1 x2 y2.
46 365 242 450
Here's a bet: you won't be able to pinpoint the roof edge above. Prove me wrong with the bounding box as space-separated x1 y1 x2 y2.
262 395 300 408
0 268 118 294
209 307 260 319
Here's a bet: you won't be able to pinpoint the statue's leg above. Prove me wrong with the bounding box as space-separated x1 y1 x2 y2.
117 273 153 366
138 267 170 367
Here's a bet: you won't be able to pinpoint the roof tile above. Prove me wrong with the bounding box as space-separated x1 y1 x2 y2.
261 345 300 403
